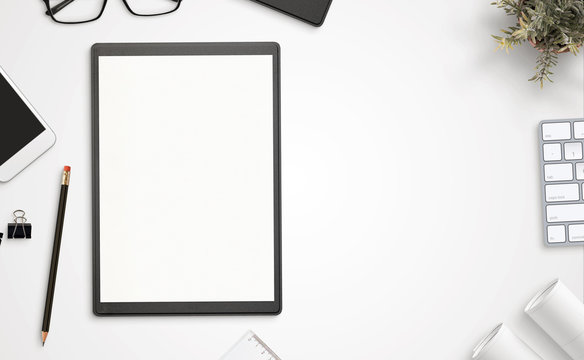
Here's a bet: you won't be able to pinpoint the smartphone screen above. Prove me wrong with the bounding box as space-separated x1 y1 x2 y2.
0 72 46 166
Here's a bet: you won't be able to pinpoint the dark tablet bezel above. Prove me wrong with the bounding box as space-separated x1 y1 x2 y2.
91 42 282 316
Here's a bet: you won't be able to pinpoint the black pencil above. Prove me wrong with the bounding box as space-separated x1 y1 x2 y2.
42 166 71 346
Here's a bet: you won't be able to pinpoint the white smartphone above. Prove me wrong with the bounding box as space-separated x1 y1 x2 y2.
0 66 56 182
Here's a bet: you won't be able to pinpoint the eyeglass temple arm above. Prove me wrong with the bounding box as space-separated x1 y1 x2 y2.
45 0 75 16
45 0 181 16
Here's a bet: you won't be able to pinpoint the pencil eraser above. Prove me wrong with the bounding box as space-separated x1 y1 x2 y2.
64 166 71 172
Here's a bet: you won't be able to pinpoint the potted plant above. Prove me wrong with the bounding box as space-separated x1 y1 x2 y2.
492 0 584 87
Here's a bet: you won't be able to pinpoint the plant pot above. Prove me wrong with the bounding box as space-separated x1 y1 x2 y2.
527 38 572 53
518 0 577 54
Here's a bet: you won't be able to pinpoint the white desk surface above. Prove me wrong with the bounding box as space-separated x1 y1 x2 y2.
0 1 582 359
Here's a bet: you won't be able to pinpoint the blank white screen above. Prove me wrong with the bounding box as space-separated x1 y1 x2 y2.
98 55 275 303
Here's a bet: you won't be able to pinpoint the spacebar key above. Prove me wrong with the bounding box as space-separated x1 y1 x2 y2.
547 204 584 223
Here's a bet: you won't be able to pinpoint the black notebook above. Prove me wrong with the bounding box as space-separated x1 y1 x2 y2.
249 0 333 26
91 43 282 316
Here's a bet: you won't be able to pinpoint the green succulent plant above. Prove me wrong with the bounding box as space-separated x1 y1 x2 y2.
492 0 584 87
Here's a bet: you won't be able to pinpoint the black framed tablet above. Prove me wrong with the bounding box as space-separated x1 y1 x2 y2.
248 0 333 27
91 43 282 315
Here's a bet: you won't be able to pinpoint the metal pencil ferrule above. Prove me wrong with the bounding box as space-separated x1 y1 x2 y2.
62 170 70 185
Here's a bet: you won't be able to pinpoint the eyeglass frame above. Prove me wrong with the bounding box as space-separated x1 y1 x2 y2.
41 0 183 24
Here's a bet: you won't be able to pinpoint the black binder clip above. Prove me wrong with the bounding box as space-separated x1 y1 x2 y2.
8 210 32 239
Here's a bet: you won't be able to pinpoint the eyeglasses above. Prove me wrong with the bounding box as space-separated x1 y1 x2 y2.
42 0 182 24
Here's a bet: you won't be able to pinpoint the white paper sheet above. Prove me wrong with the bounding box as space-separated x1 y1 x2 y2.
98 55 275 303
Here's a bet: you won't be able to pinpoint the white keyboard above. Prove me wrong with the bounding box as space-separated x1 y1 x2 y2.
540 119 584 246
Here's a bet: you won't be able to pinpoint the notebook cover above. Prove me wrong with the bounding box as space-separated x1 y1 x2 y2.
91 42 282 316
249 0 333 27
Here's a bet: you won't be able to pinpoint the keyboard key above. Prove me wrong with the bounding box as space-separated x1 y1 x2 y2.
543 143 562 161
564 142 583 160
544 163 573 181
547 225 566 243
545 184 579 202
576 163 584 180
542 122 571 141
568 224 584 242
547 204 584 222
574 122 584 139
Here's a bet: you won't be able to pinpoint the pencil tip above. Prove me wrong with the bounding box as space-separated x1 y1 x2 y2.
42 341 45 347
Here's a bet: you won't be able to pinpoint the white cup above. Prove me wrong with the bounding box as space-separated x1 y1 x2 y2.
472 323 542 359
525 279 584 360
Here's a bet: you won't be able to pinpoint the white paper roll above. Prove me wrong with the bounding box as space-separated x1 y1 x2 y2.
525 279 584 360
472 324 542 360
